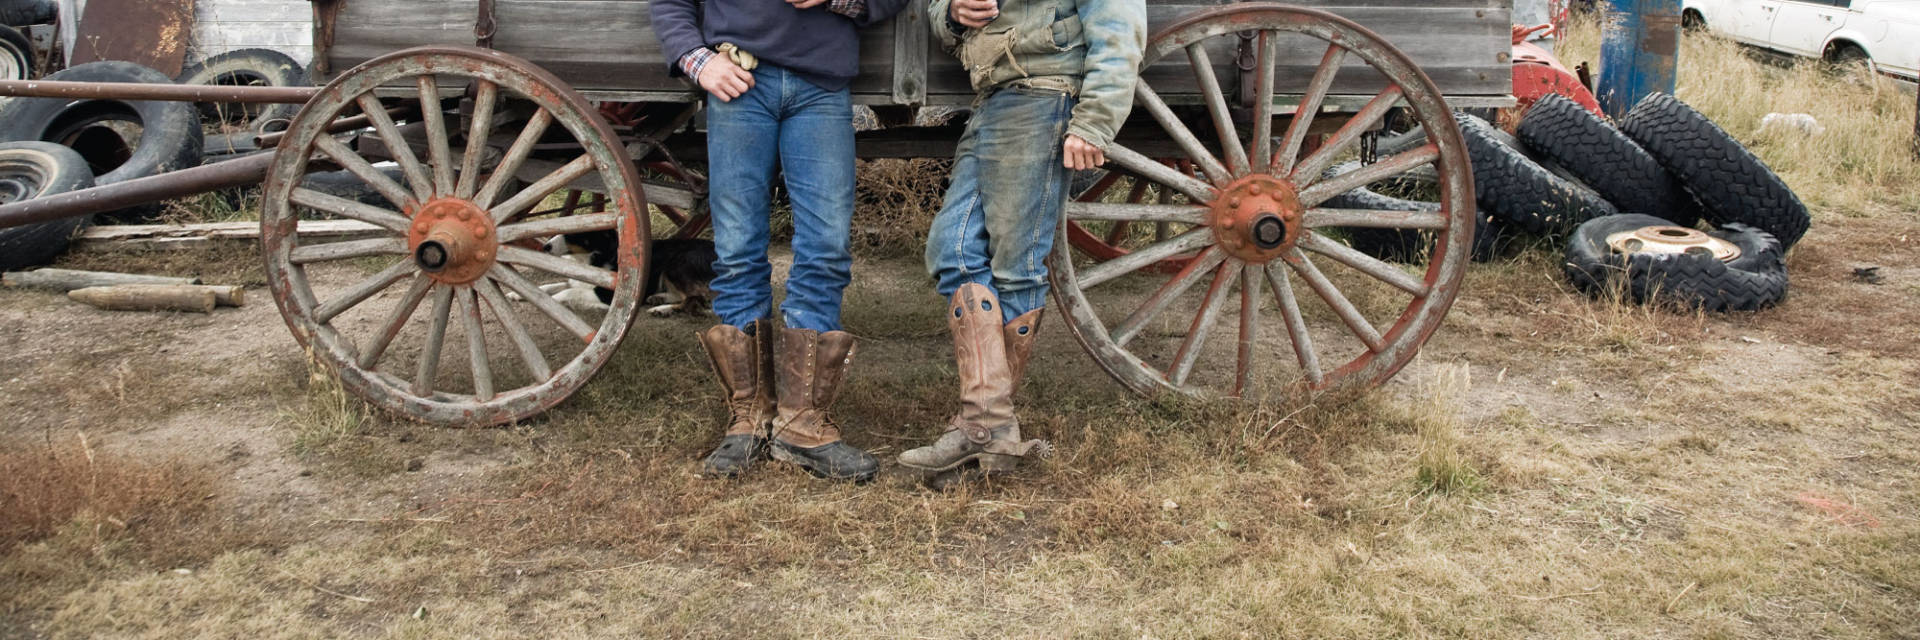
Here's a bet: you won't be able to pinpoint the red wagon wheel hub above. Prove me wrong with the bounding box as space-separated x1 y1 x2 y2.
1208 174 1300 263
408 198 497 285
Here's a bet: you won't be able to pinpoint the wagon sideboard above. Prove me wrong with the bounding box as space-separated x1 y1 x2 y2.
310 0 1514 107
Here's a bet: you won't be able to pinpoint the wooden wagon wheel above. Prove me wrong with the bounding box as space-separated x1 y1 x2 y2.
1065 160 1200 274
261 46 650 426
1050 4 1474 397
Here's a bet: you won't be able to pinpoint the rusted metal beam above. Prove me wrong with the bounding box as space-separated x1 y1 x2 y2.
0 153 292 230
0 80 320 104
256 104 421 149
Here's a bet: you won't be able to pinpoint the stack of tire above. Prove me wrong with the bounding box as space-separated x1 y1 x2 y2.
1527 92 1805 312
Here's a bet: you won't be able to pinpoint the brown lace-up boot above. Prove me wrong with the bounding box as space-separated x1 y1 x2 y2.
898 284 1050 480
696 319 776 478
769 327 879 481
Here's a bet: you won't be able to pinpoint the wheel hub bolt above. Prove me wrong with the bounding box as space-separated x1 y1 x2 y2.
1252 214 1286 249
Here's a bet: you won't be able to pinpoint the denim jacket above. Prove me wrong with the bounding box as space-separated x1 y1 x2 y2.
928 0 1147 150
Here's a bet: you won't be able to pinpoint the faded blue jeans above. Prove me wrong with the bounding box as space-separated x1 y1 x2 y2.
925 87 1076 322
706 64 856 333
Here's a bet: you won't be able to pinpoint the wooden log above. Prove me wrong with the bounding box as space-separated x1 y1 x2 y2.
2 268 203 291
207 285 246 308
68 285 219 314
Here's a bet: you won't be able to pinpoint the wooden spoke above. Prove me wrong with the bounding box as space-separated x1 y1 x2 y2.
1186 43 1249 175
1168 260 1242 387
455 80 499 200
314 259 417 324
288 187 411 233
357 93 433 201
1106 144 1216 203
497 244 616 290
313 134 417 211
1274 43 1347 175
1111 246 1227 347
1078 227 1214 289
491 155 596 224
357 273 435 370
1287 250 1385 352
476 108 553 211
474 277 552 382
1264 262 1323 386
1064 201 1207 225
1234 262 1261 397
412 284 456 396
1298 232 1430 297
1290 86 1405 185
1303 207 1448 230
488 264 596 342
1249 31 1278 174
455 286 494 401
416 76 456 195
290 237 408 264
497 212 618 244
1134 83 1231 183
1296 144 1439 208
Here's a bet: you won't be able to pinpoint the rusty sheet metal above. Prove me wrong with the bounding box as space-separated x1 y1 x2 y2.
0 79 319 103
69 0 195 75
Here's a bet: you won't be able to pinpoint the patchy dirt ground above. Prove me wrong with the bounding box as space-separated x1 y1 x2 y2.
3 195 1917 638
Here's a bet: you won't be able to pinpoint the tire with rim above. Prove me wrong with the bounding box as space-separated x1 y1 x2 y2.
1564 213 1787 311
1322 161 1508 263
0 24 31 81
0 141 96 270
1618 93 1811 248
1457 112 1616 236
0 0 52 27
1517 93 1703 227
0 61 204 221
176 48 308 133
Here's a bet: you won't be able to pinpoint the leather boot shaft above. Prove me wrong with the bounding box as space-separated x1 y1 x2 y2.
697 319 774 437
949 283 1016 442
772 327 857 448
1003 307 1045 390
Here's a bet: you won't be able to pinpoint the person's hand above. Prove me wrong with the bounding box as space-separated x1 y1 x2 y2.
950 0 998 28
697 53 754 102
788 0 829 8
1064 135 1105 171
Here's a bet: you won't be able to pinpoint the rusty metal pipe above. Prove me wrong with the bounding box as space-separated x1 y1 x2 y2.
0 153 284 230
0 79 320 104
256 103 419 149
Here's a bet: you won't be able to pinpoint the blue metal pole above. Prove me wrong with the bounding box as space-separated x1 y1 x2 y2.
1596 0 1682 118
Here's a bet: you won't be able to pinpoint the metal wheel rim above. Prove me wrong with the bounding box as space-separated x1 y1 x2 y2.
261 45 650 426
1049 3 1475 398
0 151 55 203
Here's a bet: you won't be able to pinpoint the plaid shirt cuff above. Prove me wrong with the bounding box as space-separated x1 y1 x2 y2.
679 47 716 79
829 0 867 20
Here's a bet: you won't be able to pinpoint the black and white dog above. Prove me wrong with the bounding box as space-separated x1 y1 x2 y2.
529 232 718 317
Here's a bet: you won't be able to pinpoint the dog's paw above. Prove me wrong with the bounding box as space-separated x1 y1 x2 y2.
553 287 610 313
504 290 525 302
646 304 679 317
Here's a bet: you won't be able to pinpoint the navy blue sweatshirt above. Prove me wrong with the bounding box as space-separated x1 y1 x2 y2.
650 0 911 92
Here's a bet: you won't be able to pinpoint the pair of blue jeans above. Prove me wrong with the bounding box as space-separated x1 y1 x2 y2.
925 87 1076 323
705 64 857 333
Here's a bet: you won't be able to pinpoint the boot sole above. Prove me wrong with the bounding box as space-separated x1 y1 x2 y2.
769 445 876 483
697 437 770 479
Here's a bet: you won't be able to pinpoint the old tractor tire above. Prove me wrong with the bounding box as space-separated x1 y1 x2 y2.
0 0 52 27
0 142 96 270
1322 161 1508 263
1564 213 1788 312
1517 93 1704 228
1618 93 1811 248
176 48 308 133
0 24 30 81
0 61 204 221
1456 112 1616 236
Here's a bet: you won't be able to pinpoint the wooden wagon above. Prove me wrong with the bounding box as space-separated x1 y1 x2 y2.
0 0 1514 426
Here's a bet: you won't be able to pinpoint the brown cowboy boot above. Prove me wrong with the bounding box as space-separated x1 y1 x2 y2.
769 327 879 481
898 284 1050 479
696 319 776 478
